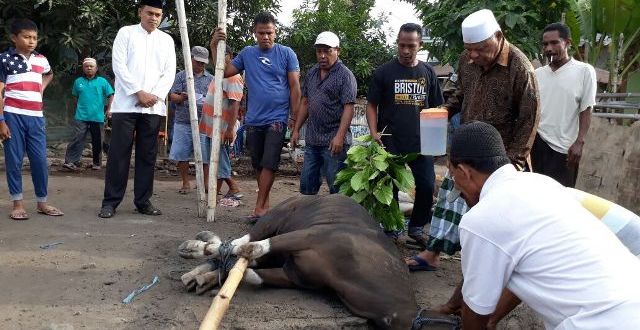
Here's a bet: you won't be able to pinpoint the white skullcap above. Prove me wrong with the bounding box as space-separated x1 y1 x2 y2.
315 31 340 48
461 9 501 44
83 57 97 65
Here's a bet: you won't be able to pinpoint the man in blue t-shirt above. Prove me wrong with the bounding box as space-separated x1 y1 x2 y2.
212 11 301 220
63 58 114 171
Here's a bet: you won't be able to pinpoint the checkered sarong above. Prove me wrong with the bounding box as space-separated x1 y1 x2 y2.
425 172 468 255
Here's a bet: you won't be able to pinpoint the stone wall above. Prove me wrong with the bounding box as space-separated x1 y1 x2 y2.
577 118 640 214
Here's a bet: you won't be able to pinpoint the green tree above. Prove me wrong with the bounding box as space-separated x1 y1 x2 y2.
0 0 280 127
280 0 393 96
565 0 640 92
415 0 570 67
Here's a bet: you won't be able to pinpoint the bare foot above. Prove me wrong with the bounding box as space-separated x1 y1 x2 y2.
433 302 461 316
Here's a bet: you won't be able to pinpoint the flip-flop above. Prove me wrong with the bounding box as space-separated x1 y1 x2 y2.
37 206 64 217
407 255 437 272
178 188 190 195
10 210 29 221
223 192 243 200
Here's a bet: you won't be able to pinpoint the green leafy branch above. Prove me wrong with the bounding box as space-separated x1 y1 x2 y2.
334 134 416 232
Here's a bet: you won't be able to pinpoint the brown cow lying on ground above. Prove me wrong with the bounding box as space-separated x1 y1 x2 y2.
178 194 460 329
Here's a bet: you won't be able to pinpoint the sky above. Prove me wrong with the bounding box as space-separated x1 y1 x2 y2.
277 0 421 45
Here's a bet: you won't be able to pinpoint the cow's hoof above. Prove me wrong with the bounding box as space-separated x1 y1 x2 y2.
235 240 270 260
178 240 209 259
195 231 220 243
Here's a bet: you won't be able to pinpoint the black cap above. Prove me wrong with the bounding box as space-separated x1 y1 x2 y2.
450 121 510 165
140 0 164 9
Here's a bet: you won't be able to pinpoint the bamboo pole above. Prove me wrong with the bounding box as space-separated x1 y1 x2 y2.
206 0 228 222
198 257 248 330
175 0 207 217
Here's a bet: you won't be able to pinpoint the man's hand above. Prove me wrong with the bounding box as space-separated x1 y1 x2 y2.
0 121 11 141
105 110 112 119
135 91 159 108
223 128 234 146
290 130 300 150
211 28 226 45
370 131 383 146
567 140 584 167
329 135 344 155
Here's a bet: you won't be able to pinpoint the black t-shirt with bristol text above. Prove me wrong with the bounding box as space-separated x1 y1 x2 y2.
367 59 444 154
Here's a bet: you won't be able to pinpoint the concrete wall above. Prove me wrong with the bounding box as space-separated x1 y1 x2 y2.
577 118 640 214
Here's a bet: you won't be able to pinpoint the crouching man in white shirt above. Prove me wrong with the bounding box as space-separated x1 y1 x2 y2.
448 121 640 329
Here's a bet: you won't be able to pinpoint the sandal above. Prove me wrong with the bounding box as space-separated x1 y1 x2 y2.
178 188 190 195
10 209 29 221
136 204 162 216
98 206 115 218
37 206 64 217
407 255 437 272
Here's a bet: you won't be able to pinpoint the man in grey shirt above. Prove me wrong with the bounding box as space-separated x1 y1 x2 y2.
168 46 213 194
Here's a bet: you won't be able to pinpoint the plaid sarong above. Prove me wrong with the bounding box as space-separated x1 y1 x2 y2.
425 172 468 255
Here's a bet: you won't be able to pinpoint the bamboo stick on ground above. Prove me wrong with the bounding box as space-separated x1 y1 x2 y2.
199 257 248 330
206 0 228 222
175 0 207 217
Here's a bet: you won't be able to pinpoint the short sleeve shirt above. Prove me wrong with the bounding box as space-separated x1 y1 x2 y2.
231 43 299 126
302 60 357 146
170 70 214 124
460 165 640 329
0 48 51 117
199 74 244 139
367 59 444 154
535 59 597 153
72 76 114 122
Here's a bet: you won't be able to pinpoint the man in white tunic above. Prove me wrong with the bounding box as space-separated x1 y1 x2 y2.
531 22 596 187
99 0 176 218
449 121 640 329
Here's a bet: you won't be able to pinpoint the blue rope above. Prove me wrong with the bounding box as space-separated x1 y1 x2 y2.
206 241 238 287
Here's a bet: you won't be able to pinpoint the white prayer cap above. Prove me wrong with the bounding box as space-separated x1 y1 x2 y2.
83 57 97 65
461 9 501 44
315 31 340 48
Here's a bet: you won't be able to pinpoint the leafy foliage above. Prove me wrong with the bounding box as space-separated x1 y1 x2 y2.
334 135 416 232
415 0 570 67
0 0 280 125
280 0 393 96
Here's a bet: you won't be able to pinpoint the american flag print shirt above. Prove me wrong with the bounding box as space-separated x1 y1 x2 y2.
0 48 51 117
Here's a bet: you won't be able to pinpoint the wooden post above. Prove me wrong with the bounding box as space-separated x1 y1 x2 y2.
198 257 248 330
207 0 228 222
175 0 207 217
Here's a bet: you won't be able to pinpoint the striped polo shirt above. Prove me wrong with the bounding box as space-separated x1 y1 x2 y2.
0 48 51 117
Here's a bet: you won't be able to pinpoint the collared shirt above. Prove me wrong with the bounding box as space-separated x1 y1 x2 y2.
460 164 640 329
170 70 213 124
446 41 539 168
110 24 176 116
199 74 244 139
302 60 357 146
72 75 114 122
536 58 597 153
0 48 51 117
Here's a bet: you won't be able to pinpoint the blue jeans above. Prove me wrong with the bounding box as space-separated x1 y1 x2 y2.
300 144 348 195
2 112 48 202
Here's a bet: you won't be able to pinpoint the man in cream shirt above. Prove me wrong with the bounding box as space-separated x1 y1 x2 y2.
99 0 176 218
532 22 596 187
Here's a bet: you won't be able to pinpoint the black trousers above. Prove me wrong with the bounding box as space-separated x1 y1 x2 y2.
407 155 435 231
64 120 102 166
531 134 578 187
102 113 161 209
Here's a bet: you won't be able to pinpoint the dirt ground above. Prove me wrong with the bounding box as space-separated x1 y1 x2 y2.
0 157 543 329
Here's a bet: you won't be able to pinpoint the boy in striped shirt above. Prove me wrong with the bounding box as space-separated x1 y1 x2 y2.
0 19 63 220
